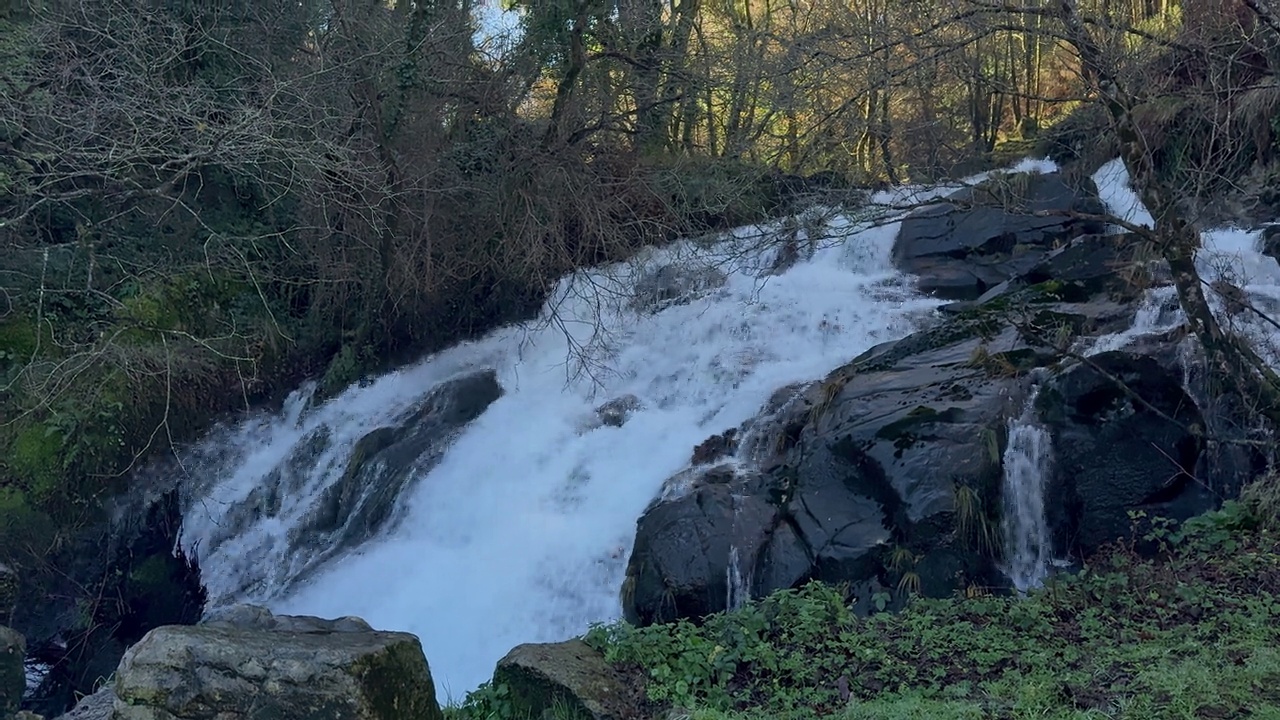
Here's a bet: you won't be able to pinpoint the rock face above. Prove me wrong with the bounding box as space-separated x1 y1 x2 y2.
622 310 1037 625
624 209 1254 626
492 640 639 720
190 369 503 609
1039 351 1207 554
13 488 206 718
894 171 1108 300
109 609 442 720
2 625 24 718
631 262 727 313
623 273 1115 624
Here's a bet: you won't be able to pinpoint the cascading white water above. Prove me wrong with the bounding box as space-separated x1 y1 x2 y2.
999 386 1054 593
725 493 753 612
180 164 1080 699
726 546 750 612
173 152 1280 700
1089 158 1280 360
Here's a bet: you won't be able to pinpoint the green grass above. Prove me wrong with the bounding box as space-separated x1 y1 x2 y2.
453 486 1280 720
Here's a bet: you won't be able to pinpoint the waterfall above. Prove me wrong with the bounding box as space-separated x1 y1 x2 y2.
1088 158 1280 361
999 387 1054 593
725 493 753 612
177 192 964 699
726 546 751 612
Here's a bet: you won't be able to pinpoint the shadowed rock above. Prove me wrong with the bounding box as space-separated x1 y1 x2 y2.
894 172 1107 300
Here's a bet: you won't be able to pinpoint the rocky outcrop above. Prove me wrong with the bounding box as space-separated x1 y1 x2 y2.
894 171 1108 300
300 369 503 558
2 625 24 718
624 211 1257 626
492 640 641 720
631 262 727 313
584 395 643 431
188 369 504 609
14 489 205 718
623 277 1114 625
1038 351 1207 554
108 607 441 720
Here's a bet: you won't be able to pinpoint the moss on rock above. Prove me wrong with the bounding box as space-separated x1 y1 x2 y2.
350 635 444 720
492 640 635 720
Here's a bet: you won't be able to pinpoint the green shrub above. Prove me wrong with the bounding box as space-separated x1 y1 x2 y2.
470 507 1280 720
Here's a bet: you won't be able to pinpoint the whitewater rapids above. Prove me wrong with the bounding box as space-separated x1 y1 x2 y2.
179 154 1280 700
176 173 1001 698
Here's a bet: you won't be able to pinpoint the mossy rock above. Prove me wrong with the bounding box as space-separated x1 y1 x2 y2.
113 623 443 720
8 423 64 500
492 640 637 720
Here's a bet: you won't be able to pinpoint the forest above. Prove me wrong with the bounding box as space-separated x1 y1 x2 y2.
2 0 1278 523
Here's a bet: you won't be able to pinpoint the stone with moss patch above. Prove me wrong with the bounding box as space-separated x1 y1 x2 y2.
111 615 442 720
492 639 636 720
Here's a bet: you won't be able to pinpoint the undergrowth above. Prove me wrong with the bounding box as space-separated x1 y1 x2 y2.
455 477 1280 719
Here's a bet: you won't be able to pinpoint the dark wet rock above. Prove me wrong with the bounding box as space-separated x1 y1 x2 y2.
591 395 643 430
894 172 1108 300
691 429 739 465
295 370 502 565
631 263 727 313
624 305 1039 625
493 640 640 720
2 625 23 717
110 615 441 720
620 240 1231 626
13 489 205 719
1261 224 1280 269
624 475 787 626
1019 233 1139 300
785 441 892 585
1038 351 1206 555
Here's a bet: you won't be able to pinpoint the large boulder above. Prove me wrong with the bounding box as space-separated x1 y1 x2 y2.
1038 351 1208 555
623 293 1073 625
2 625 24 718
894 171 1108 300
492 640 641 720
109 609 442 720
623 469 798 625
